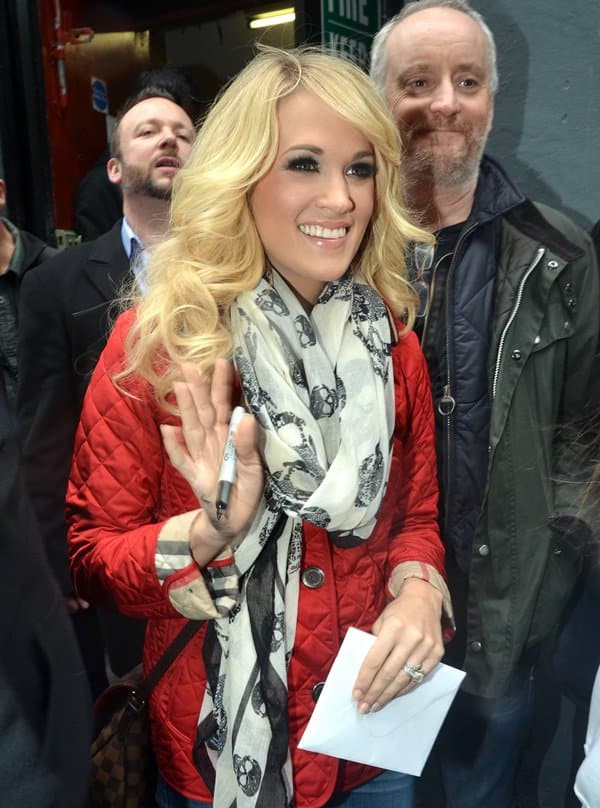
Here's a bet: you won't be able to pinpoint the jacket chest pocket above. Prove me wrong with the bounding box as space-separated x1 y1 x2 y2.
529 297 573 354
526 264 578 355
493 285 571 421
505 292 571 426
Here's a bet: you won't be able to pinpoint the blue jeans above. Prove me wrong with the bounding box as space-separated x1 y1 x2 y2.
419 663 534 807
155 776 212 808
155 770 414 807
327 770 414 807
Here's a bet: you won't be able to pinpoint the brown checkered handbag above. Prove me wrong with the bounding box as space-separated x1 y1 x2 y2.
89 621 201 807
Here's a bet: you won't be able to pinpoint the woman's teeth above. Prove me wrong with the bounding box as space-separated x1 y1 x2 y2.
299 224 347 238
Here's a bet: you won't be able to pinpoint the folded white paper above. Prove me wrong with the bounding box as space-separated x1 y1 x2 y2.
298 626 466 776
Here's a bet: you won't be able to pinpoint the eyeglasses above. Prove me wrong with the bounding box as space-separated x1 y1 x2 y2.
408 242 435 319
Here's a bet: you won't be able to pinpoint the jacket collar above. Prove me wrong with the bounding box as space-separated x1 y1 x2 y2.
84 219 130 301
20 228 57 271
503 200 584 263
0 218 23 278
469 156 583 262
468 155 527 226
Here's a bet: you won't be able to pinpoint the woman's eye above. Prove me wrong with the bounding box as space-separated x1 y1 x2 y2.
286 157 319 172
346 162 375 178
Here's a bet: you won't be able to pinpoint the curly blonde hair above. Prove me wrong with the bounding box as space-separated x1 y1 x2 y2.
124 46 431 409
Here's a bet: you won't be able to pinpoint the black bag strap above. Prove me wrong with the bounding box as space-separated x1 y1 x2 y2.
137 620 203 702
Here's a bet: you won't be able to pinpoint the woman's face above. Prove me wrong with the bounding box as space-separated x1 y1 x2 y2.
250 88 376 305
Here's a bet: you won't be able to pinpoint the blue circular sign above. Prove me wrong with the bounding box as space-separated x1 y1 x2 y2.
91 77 108 114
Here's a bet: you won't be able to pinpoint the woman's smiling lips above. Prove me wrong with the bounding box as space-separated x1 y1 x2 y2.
298 223 349 239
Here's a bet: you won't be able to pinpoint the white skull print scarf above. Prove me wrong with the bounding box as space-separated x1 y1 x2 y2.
195 269 395 807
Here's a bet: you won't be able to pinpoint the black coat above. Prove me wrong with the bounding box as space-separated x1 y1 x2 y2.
0 226 57 414
0 383 91 807
17 220 146 680
19 229 57 270
17 221 130 592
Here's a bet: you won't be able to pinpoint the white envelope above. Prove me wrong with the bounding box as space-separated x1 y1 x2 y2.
298 626 466 776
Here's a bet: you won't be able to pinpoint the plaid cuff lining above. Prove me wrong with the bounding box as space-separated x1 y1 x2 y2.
388 561 455 628
155 510 241 620
155 510 201 583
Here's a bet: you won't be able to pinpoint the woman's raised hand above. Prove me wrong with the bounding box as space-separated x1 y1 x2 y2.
161 359 264 564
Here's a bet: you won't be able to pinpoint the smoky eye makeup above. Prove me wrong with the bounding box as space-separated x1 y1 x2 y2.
284 155 320 172
346 161 376 178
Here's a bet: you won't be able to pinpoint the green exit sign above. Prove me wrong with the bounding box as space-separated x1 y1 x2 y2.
321 0 382 68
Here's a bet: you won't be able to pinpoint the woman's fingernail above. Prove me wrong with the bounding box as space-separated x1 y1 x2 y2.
358 702 370 715
371 702 382 713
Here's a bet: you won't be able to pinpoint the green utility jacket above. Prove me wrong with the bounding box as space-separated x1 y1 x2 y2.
465 197 599 697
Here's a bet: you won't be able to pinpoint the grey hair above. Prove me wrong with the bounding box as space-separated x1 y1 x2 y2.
370 0 498 97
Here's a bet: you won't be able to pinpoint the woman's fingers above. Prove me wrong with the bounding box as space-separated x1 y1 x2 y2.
173 379 209 461
352 580 444 713
161 424 193 477
162 362 263 539
179 362 217 433
211 358 235 426
175 361 235 460
352 629 422 712
234 413 260 463
358 643 439 712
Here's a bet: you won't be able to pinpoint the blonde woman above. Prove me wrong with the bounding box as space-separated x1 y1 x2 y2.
67 48 452 808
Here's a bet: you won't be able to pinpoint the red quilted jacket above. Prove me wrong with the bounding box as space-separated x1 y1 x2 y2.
67 310 445 806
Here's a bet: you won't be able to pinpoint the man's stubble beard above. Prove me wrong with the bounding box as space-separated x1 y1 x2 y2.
400 123 489 189
121 164 172 201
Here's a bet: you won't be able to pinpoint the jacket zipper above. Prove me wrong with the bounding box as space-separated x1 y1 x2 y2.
438 222 478 533
420 251 446 341
491 247 545 400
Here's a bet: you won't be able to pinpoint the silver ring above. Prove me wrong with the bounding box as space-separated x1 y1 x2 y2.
403 661 425 685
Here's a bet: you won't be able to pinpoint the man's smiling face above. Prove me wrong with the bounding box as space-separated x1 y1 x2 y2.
383 7 494 187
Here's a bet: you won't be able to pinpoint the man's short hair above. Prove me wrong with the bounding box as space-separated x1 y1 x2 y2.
370 0 498 97
109 87 180 159
130 66 198 120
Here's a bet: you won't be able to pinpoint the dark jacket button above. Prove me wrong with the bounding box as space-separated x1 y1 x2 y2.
470 640 483 653
511 349 521 360
312 682 325 702
302 566 325 589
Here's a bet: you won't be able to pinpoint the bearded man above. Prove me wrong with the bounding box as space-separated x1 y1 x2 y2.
371 2 599 805
17 88 195 694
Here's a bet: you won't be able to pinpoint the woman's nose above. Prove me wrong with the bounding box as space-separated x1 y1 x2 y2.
316 175 355 213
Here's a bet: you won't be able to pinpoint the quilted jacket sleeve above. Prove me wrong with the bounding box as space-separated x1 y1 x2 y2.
386 331 452 621
66 313 229 621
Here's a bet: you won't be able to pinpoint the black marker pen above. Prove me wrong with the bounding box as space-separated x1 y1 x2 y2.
215 406 245 520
